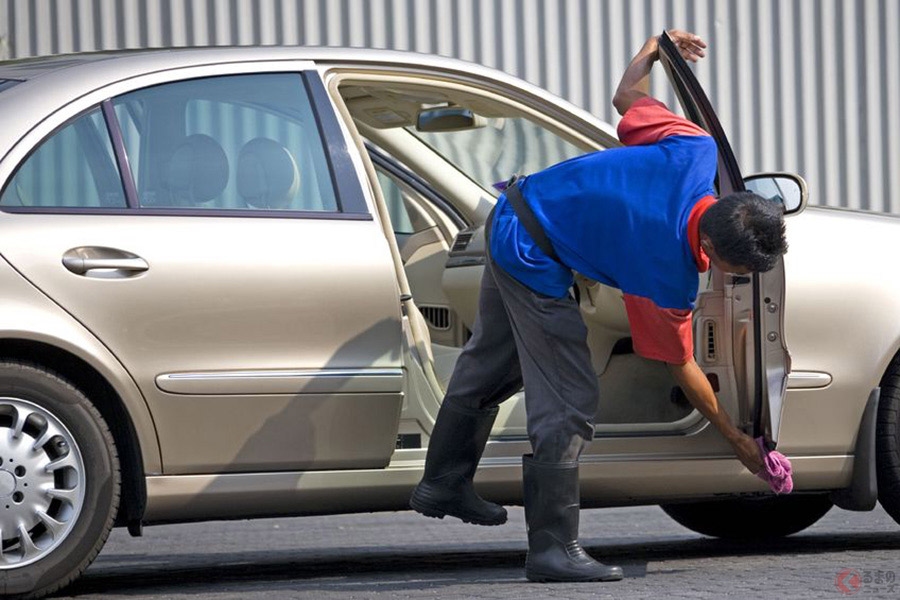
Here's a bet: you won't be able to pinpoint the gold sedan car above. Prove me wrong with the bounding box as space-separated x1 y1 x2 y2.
0 39 892 598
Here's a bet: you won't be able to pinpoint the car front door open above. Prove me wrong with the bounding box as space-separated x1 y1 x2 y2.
657 31 791 448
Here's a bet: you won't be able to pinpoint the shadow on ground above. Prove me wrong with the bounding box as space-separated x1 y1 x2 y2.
56 529 900 597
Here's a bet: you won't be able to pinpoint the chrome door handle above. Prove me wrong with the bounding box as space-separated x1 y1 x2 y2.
62 247 149 278
63 256 149 275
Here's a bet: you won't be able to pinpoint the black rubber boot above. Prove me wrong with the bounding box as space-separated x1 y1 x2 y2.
523 454 624 582
409 402 507 526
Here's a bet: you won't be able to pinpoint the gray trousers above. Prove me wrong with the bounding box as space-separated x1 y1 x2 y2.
442 245 599 462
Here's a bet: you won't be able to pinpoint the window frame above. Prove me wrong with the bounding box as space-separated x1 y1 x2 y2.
366 141 468 230
0 106 129 211
0 70 371 221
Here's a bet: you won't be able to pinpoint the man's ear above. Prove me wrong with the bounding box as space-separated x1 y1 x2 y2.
700 235 714 255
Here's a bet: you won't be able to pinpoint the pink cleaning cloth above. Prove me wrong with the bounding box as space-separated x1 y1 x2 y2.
754 437 793 494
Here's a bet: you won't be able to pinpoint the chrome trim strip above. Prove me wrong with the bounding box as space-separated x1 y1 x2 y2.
156 368 404 395
787 371 833 389
162 368 403 380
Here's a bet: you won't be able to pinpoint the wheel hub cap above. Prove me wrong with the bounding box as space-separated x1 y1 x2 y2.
0 397 86 568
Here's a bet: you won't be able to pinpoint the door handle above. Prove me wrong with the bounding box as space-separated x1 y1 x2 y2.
62 247 149 278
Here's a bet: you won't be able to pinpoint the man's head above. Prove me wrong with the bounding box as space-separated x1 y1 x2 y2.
699 191 788 274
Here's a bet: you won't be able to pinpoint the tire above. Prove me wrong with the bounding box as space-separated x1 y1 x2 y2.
0 361 120 599
876 354 900 524
660 495 833 540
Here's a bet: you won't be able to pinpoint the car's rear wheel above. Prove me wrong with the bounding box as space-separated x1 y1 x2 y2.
0 362 119 599
876 355 900 525
660 495 833 540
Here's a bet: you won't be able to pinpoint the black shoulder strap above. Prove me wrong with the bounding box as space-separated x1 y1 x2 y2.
504 176 563 265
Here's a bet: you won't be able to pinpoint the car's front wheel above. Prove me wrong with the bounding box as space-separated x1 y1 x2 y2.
660 495 833 540
0 362 119 599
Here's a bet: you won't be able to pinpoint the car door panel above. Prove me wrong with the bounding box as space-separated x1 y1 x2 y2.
0 214 402 473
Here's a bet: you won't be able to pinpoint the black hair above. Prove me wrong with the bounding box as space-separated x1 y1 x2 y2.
699 191 788 272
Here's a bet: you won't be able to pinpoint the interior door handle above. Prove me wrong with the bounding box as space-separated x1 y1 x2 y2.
62 247 149 278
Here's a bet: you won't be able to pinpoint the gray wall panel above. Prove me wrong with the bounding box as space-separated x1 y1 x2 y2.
0 0 897 213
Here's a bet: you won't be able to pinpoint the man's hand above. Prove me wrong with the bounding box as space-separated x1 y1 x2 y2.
613 29 707 115
667 358 764 475
665 30 707 63
730 431 765 475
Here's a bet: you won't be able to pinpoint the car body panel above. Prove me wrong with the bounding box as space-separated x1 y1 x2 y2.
778 207 900 454
0 252 161 473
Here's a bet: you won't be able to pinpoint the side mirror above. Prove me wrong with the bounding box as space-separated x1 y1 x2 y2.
743 172 808 215
416 107 485 132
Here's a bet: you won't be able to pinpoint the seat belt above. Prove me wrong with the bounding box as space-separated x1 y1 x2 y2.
504 175 564 265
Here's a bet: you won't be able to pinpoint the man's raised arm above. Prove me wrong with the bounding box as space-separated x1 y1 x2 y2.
613 30 707 116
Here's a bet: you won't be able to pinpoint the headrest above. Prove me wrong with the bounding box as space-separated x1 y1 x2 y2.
236 137 300 209
162 134 229 205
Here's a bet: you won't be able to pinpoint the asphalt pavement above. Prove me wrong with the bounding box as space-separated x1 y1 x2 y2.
53 502 900 599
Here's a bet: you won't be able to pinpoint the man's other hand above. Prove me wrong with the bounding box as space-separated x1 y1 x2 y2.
614 28 707 115
665 30 707 63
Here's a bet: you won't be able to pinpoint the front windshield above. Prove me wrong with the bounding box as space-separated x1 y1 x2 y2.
407 116 589 194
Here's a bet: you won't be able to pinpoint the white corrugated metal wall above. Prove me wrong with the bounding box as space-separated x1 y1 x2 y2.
1 0 897 213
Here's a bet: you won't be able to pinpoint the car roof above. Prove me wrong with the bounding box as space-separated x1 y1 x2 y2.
0 52 129 81
0 46 495 83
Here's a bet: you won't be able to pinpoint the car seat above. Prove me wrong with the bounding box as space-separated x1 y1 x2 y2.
161 133 229 207
236 137 300 209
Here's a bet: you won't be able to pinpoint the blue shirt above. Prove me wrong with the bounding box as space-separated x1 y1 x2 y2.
489 98 719 363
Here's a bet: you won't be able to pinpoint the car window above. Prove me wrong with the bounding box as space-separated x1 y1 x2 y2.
375 170 414 234
407 116 588 193
112 73 338 212
0 108 127 208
